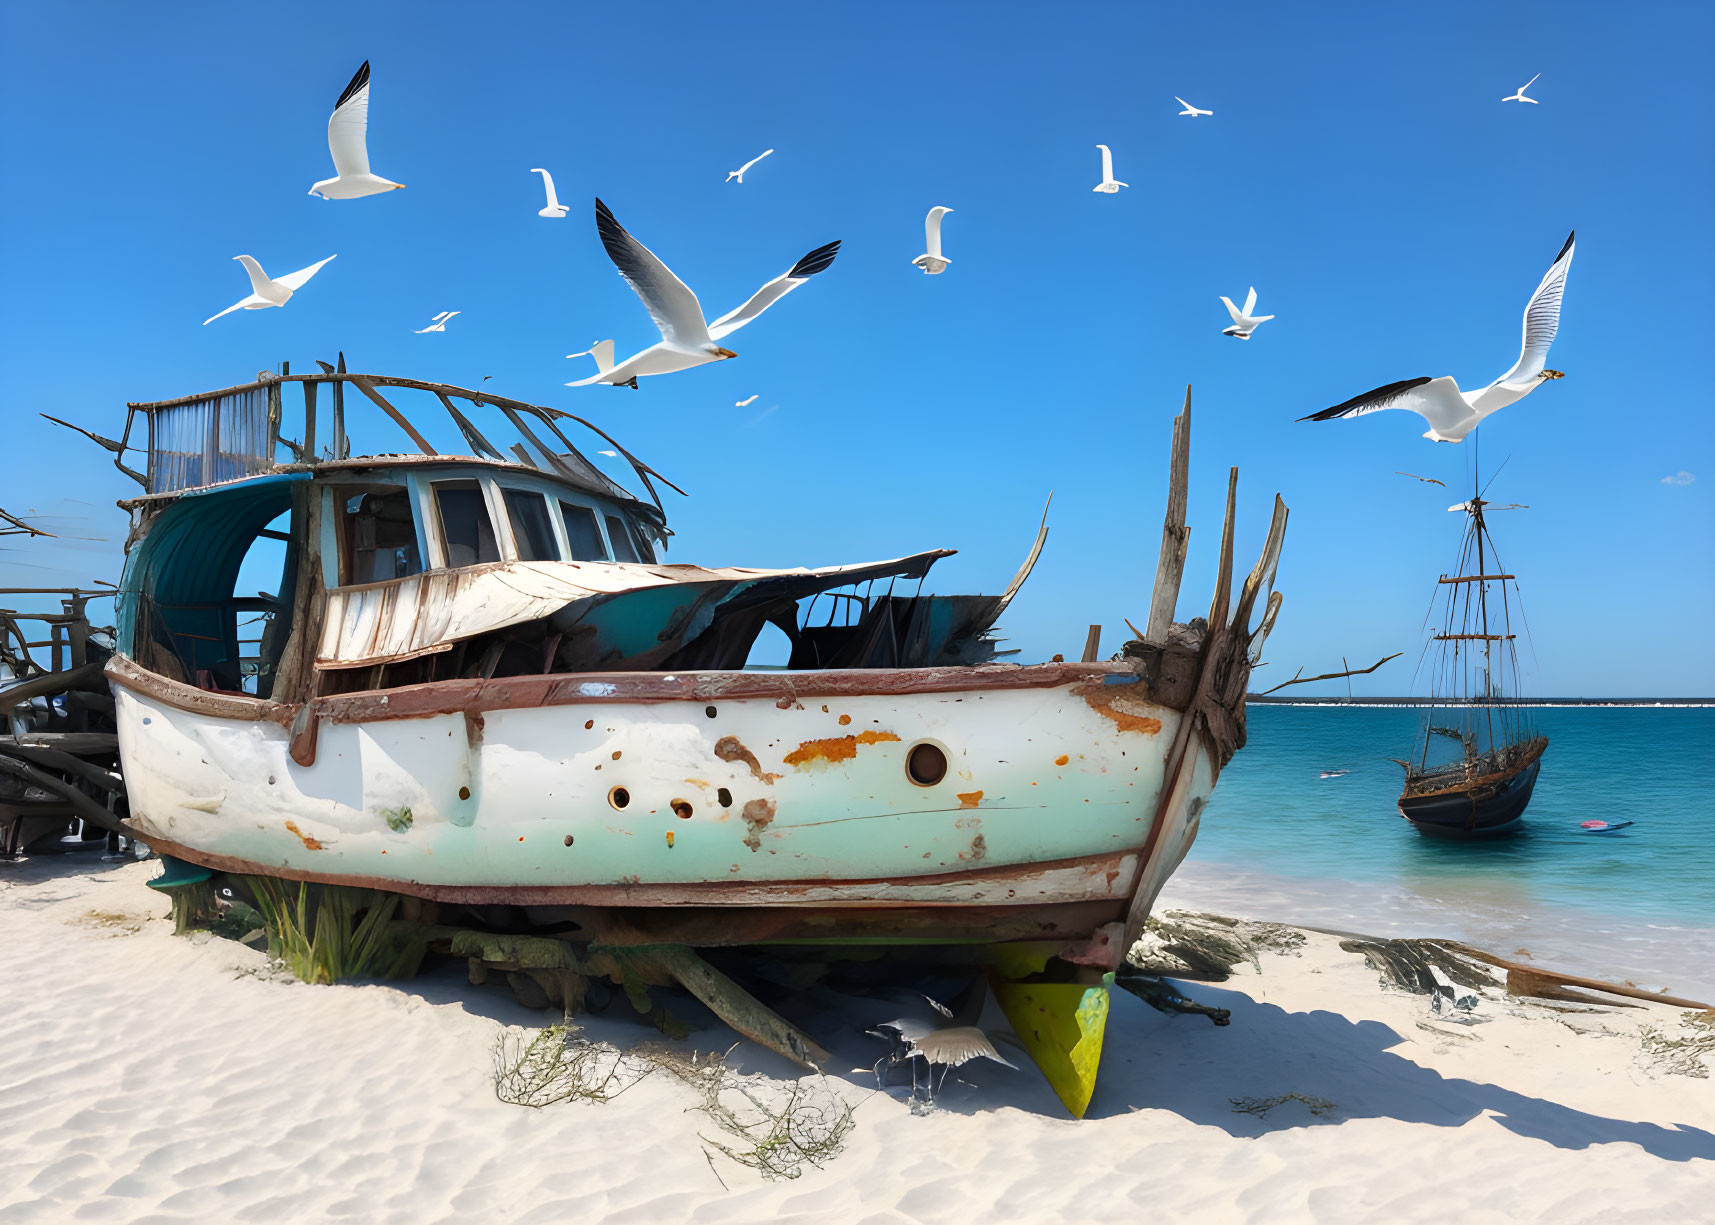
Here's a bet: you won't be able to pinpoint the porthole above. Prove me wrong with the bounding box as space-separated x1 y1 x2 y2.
705 705 718 719
563 834 575 847
672 799 694 819
608 786 630 810
716 787 732 808
906 742 948 787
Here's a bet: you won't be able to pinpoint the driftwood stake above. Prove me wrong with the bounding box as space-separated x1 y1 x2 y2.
1206 467 1239 632
1145 389 1193 642
1256 653 1403 696
1081 625 1102 663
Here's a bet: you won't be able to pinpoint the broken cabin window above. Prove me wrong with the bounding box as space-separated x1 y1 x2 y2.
605 514 641 563
502 489 559 562
434 480 500 568
559 501 609 561
341 486 423 584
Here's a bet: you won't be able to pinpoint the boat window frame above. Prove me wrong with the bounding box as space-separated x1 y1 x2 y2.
425 475 505 571
500 487 562 563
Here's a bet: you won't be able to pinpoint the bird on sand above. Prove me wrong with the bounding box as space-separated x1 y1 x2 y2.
735 394 759 407
1092 144 1127 193
308 62 405 199
1219 287 1274 339
567 200 840 389
1175 96 1213 117
531 168 569 217
1301 232 1575 443
414 311 459 333
913 207 954 275
1502 73 1541 103
203 254 337 325
1395 471 1446 487
726 148 774 183
869 992 1016 1103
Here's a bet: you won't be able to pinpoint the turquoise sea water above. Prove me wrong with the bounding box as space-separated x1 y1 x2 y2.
1162 705 1715 999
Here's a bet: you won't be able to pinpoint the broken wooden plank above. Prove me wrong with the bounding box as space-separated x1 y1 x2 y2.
1445 943 1714 1010
1231 494 1288 640
616 944 831 1069
1144 389 1192 643
347 375 437 456
1081 625 1102 663
1205 467 1238 632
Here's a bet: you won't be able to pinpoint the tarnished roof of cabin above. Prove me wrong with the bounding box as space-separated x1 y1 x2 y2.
83 360 678 526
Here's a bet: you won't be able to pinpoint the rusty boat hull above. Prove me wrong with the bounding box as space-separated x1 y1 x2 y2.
110 654 1220 963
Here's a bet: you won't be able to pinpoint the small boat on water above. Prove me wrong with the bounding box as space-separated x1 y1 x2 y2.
1398 493 1546 838
65 364 1290 1115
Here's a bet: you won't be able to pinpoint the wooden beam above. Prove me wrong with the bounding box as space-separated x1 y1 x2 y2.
1144 388 1192 642
1206 467 1238 632
1232 494 1288 639
347 376 437 456
302 380 317 461
1081 625 1102 663
1433 634 1514 641
1438 574 1514 584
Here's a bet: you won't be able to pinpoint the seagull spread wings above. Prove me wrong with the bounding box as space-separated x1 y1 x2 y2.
707 240 841 340
1497 229 1575 386
1300 232 1574 441
594 198 711 347
275 255 339 291
328 62 373 179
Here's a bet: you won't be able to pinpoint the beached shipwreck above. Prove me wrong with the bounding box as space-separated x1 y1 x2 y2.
91 364 1287 1115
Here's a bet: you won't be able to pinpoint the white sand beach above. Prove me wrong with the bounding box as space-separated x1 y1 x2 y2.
2 857 1711 1225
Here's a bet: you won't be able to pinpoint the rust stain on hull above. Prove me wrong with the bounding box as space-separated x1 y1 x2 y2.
1074 681 1164 737
714 736 781 783
741 798 777 852
782 730 901 769
282 820 323 851
956 790 983 809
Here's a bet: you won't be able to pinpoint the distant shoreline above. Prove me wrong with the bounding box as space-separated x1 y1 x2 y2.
1246 696 1714 708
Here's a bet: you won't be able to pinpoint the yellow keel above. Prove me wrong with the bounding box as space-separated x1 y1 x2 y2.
992 971 1112 1118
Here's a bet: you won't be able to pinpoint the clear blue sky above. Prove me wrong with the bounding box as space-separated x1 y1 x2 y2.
2 1 1710 695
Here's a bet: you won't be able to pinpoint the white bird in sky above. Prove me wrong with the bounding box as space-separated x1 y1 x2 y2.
202 254 337 325
1219 287 1274 339
735 394 759 407
308 62 405 199
531 168 568 217
1092 144 1128 193
1301 232 1575 443
414 311 460 333
1502 73 1541 104
596 449 618 457
1175 96 1213 117
913 207 953 275
567 200 840 389
726 148 774 183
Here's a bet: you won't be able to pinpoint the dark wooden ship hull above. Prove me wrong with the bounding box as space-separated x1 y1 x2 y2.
1398 745 1544 838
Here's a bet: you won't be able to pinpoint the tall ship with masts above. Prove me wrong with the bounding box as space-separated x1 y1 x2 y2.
1399 493 1546 836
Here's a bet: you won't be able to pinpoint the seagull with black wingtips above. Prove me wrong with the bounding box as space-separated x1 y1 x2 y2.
1300 232 1575 443
309 62 406 199
568 199 840 389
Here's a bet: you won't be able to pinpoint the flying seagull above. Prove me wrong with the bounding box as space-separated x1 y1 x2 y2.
203 254 337 325
913 207 954 275
596 449 618 457
309 62 405 199
414 311 460 333
868 990 1017 1103
566 340 614 373
1176 97 1212 117
1220 287 1274 339
735 394 759 407
1395 471 1446 487
531 168 568 217
1093 144 1127 193
567 199 840 389
1502 73 1541 104
1301 231 1575 443
726 148 774 183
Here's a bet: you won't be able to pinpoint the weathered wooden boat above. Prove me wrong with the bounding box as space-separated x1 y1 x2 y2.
85 364 1288 1114
1399 493 1546 837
